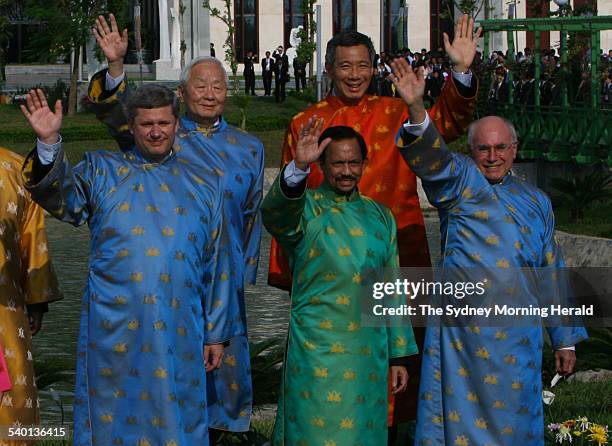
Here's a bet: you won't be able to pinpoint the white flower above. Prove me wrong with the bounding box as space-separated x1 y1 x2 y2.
542 390 555 405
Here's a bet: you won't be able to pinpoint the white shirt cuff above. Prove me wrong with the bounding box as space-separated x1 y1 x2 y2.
284 160 310 187
451 69 473 88
558 346 575 351
37 136 62 165
105 71 125 90
402 113 430 137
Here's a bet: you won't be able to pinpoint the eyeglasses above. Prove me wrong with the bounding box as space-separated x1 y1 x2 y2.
474 142 517 155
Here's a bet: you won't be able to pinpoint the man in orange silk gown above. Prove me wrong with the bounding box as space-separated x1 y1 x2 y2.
268 16 482 430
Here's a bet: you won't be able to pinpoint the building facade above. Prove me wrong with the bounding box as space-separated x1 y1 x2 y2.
166 0 610 79
2 1 609 81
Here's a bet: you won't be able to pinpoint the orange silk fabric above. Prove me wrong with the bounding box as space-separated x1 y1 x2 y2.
268 78 477 290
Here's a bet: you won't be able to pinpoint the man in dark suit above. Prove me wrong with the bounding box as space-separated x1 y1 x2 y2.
261 51 275 96
243 50 257 95
273 46 289 102
293 56 307 92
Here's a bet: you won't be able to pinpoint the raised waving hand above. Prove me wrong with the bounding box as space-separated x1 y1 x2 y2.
20 89 62 145
388 60 427 124
444 14 483 73
294 116 332 170
92 13 128 77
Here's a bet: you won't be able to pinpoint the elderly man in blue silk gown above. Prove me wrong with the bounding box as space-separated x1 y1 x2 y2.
388 58 588 445
88 14 264 436
20 86 228 446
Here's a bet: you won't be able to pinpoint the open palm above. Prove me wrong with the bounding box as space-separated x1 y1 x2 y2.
92 13 128 63
389 59 425 107
295 117 331 169
20 89 63 144
444 14 483 72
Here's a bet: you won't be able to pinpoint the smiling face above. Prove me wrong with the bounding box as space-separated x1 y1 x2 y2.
178 61 227 126
129 106 178 162
326 44 374 105
470 117 517 184
319 138 366 194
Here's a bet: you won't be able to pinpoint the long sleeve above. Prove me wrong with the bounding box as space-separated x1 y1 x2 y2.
22 145 94 227
427 74 479 144
87 68 135 151
242 141 265 285
19 173 62 306
397 121 472 210
261 168 307 252
538 197 588 348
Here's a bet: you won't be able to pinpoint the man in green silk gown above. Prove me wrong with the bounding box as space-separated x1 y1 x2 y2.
262 120 418 446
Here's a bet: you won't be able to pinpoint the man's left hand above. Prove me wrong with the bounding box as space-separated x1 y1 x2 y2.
555 349 576 376
28 311 44 336
443 14 483 73
204 344 225 372
390 365 409 395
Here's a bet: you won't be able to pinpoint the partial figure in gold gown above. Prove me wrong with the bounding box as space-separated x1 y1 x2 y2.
0 147 62 443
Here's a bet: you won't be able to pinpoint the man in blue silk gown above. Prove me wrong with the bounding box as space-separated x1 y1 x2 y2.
389 58 588 446
20 86 228 446
88 14 264 435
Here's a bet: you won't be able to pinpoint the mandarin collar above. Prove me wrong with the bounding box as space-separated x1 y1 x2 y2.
180 116 226 136
125 147 175 166
489 170 514 187
318 180 361 203
326 92 373 110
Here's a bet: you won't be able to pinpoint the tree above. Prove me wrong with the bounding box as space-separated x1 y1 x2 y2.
441 0 489 18
179 0 187 68
203 0 239 93
24 0 127 116
0 0 17 82
296 0 317 83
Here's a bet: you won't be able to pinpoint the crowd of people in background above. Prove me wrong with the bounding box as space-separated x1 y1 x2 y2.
370 47 451 105
214 41 612 110
486 46 612 109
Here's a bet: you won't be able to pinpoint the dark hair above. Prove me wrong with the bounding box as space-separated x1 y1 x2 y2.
317 126 367 162
325 31 375 67
124 84 180 121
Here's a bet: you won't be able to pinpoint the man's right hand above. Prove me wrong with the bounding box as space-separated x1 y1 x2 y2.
92 13 128 78
20 89 62 145
294 116 332 170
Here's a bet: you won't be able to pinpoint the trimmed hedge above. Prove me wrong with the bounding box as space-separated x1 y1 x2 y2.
0 117 291 143
0 126 111 143
224 113 292 132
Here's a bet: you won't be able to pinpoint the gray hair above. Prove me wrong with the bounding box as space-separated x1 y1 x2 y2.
124 84 180 121
325 31 376 67
467 116 518 149
179 56 229 86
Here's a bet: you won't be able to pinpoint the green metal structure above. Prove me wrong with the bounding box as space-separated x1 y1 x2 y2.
477 16 612 166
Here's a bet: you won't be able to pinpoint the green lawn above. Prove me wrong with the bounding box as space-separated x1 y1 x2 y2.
555 200 612 239
35 378 612 445
543 380 612 444
0 96 298 168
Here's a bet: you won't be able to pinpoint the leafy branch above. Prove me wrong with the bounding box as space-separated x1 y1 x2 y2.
203 0 239 92
296 0 317 81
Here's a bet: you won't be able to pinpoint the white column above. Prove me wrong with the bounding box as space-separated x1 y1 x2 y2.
599 0 612 52
158 0 171 58
155 0 180 80
170 0 181 69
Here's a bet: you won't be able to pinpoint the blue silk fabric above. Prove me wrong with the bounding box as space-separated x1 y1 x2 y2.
397 124 588 446
174 117 264 432
87 70 265 431
23 147 224 446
